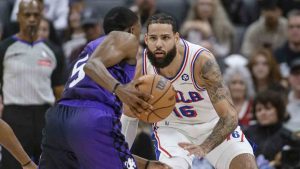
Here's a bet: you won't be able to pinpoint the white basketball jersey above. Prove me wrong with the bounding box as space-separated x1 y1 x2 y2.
142 39 218 126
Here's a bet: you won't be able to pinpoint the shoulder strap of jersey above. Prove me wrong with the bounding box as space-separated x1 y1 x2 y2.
190 45 211 91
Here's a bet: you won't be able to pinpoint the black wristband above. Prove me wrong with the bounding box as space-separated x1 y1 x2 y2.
22 160 31 167
112 82 121 95
145 160 150 169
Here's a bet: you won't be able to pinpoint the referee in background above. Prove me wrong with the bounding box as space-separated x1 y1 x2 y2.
0 1 65 169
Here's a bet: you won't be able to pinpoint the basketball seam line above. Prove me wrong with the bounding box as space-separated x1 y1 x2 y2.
150 104 175 119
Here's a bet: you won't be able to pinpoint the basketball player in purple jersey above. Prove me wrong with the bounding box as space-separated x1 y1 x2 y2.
39 7 170 169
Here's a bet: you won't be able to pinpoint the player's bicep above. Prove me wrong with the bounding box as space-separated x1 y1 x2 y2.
197 52 235 117
88 32 139 68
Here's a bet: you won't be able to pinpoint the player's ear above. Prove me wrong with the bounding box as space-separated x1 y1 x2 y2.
129 26 134 34
175 32 180 44
144 34 148 45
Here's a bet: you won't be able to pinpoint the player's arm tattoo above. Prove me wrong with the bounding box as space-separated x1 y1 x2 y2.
201 58 233 105
199 55 238 153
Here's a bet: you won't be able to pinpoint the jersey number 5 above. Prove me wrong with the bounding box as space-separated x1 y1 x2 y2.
69 54 89 88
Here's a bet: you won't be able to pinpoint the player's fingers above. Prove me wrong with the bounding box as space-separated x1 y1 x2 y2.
178 142 192 148
136 96 153 111
139 92 154 103
184 145 198 150
134 78 145 86
127 98 144 115
132 98 150 114
187 148 199 156
187 148 205 157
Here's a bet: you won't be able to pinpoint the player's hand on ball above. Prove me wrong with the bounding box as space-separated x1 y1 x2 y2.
178 142 207 158
148 160 172 169
115 80 153 115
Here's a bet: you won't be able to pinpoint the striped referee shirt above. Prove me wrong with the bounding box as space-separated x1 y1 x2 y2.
0 36 65 105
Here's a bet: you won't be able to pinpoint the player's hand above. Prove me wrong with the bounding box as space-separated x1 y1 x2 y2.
148 160 172 169
115 80 153 116
22 161 37 169
178 142 207 158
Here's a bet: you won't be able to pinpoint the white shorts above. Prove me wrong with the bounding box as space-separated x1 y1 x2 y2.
152 123 254 169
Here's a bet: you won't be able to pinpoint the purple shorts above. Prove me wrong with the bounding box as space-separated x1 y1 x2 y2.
39 101 137 169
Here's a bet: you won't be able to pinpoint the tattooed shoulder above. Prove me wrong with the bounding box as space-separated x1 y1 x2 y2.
199 52 233 105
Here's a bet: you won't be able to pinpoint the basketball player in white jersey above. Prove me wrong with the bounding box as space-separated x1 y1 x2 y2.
121 13 257 169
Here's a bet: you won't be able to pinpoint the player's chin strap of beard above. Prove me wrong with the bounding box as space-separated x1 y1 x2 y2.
120 114 139 148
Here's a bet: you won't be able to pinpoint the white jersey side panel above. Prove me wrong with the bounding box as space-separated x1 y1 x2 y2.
143 39 218 126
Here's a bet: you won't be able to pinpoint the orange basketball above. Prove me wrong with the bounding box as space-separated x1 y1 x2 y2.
136 74 176 123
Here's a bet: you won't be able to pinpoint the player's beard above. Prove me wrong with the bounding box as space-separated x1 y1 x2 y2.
147 45 177 68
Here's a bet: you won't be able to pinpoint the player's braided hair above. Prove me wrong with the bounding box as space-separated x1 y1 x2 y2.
147 13 178 33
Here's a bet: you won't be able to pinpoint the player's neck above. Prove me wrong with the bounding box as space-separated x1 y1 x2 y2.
158 44 185 78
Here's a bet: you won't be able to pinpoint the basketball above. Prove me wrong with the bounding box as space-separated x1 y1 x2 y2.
136 74 176 123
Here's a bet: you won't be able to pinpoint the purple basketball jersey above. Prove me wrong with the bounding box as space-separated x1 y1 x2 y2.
60 36 136 116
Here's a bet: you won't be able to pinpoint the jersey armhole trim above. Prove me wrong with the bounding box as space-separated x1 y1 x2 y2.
191 48 209 91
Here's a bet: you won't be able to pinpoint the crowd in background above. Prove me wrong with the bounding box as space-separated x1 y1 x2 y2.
0 0 300 168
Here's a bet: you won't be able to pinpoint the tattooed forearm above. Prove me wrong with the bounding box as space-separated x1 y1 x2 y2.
199 56 238 153
201 58 234 106
200 108 238 153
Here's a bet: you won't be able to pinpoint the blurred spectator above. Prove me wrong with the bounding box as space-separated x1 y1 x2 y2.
0 0 12 29
222 0 260 26
11 0 69 34
285 59 300 132
67 9 103 68
38 17 66 73
63 9 87 60
0 1 65 168
277 0 300 17
248 49 282 93
274 10 300 78
38 17 61 45
130 0 160 44
222 0 261 53
0 0 15 40
245 90 286 164
181 0 234 57
224 66 255 128
241 0 287 57
131 0 159 26
69 0 84 14
181 20 214 51
224 54 248 67
155 0 189 29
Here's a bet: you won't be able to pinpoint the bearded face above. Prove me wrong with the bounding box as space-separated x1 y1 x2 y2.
146 45 177 68
145 23 179 68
